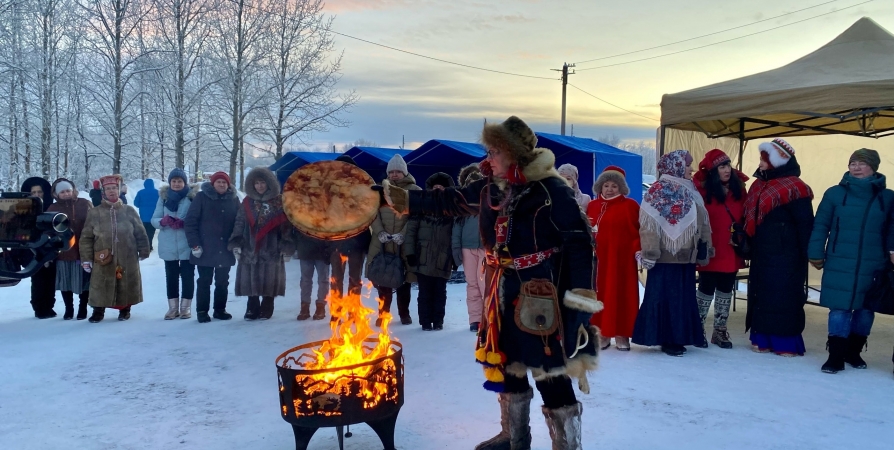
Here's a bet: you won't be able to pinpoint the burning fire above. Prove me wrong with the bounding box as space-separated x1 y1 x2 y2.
286 256 399 412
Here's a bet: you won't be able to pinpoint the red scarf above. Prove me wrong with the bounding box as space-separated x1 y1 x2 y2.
743 175 813 236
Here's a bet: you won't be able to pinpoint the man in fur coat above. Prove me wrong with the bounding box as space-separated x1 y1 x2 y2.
379 116 600 450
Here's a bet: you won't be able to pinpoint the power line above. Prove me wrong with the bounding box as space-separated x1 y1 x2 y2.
576 0 874 72
567 83 659 122
574 0 844 65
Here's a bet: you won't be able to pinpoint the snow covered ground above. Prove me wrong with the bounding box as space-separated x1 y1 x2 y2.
1 253 893 450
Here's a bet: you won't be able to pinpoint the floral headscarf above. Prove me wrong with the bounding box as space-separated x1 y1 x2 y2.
640 150 701 255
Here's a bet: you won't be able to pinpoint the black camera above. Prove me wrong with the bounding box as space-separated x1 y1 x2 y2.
0 192 73 285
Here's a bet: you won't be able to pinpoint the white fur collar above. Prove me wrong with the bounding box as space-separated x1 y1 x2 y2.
494 147 562 190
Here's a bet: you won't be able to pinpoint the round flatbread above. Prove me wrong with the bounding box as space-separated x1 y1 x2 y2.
283 160 380 240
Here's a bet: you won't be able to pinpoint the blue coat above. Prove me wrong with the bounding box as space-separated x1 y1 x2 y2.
151 185 198 261
808 172 894 311
133 179 159 222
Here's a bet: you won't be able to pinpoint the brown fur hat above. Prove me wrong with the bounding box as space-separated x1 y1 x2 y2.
593 166 629 196
482 116 538 168
244 166 281 201
458 163 483 187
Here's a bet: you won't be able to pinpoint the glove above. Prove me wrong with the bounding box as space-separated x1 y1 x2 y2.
82 261 93 273
378 231 390 243
406 254 418 267
634 251 642 264
160 215 174 227
232 247 242 258
191 246 203 258
453 249 464 268
641 258 656 270
170 217 184 230
282 254 292 262
809 259 824 270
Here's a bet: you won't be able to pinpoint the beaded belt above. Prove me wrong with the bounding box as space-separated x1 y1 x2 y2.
485 247 560 270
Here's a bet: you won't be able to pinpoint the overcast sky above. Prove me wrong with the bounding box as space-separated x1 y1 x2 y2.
305 0 894 150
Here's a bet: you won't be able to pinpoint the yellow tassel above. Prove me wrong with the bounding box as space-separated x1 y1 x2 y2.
475 346 487 362
485 367 504 383
486 351 503 365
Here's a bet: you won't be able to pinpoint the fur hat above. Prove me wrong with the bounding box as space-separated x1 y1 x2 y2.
758 139 795 169
482 116 538 168
458 163 483 187
425 172 455 189
386 154 409 176
168 167 188 184
336 154 358 166
210 171 231 186
593 166 629 196
849 148 880 172
699 149 731 172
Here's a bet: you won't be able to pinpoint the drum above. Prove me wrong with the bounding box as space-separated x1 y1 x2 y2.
282 160 380 240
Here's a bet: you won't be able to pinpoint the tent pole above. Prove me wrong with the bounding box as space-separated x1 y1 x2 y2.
737 119 746 171
658 125 666 156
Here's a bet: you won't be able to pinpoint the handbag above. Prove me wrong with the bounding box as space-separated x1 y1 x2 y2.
367 245 406 289
723 204 750 259
514 279 560 337
94 248 114 266
864 264 894 315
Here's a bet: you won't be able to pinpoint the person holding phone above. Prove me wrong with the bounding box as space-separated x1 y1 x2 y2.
20 177 57 318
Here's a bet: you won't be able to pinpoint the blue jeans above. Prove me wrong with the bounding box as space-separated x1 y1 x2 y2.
828 308 874 338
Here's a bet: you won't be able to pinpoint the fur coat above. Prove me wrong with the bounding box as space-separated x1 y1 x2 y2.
79 200 150 307
228 167 294 297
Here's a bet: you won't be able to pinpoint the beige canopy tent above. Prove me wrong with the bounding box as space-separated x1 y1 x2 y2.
659 17 894 166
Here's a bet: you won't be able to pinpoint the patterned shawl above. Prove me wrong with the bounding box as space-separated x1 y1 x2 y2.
640 150 700 255
244 195 287 246
743 159 813 237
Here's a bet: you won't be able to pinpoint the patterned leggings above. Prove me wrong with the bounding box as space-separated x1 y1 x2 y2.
697 271 737 329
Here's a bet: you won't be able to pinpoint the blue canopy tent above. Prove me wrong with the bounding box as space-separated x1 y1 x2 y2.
344 147 412 183
404 140 486 186
535 132 644 203
269 151 339 186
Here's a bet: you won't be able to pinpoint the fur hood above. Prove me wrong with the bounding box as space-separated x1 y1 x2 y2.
425 172 456 189
21 176 54 211
159 184 200 200
458 163 482 187
244 167 280 202
50 177 80 200
200 181 237 200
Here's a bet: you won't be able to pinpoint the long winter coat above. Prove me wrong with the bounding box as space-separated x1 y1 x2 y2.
406 173 456 280
228 168 294 297
696 173 749 273
808 172 894 311
367 174 421 284
151 185 199 261
133 179 159 223
407 148 599 384
20 177 56 303
184 182 240 268
79 200 150 307
46 178 92 262
745 161 815 337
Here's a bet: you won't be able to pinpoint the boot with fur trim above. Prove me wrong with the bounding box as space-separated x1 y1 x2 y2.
542 402 583 450
474 388 533 450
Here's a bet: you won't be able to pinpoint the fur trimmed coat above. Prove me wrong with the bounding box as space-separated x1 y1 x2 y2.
367 174 421 285
407 148 600 385
151 184 199 261
79 200 150 308
228 168 294 297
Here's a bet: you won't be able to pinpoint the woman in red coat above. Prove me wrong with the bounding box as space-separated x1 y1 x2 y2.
693 149 748 349
587 166 641 351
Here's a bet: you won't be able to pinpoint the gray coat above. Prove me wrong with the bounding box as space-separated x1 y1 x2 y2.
151 185 199 261
451 215 482 266
184 182 240 268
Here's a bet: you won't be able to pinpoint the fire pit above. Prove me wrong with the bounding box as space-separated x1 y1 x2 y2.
276 340 404 450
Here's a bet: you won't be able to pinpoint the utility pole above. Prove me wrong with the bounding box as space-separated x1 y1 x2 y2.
552 63 575 135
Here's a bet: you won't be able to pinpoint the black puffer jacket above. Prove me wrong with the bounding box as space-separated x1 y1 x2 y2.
184 182 240 268
406 172 456 279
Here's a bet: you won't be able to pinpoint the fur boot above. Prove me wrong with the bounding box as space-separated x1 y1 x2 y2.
542 402 583 450
165 298 180 320
88 307 105 323
474 388 533 450
118 306 131 321
179 298 192 319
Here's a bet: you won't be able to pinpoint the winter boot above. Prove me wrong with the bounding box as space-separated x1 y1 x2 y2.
312 301 327 320
118 306 131 321
179 298 192 319
245 297 261 321
296 303 311 321
696 289 713 324
88 307 105 323
661 344 686 357
196 311 211 323
76 293 89 320
844 334 868 369
165 298 180 320
259 297 274 320
213 309 233 320
62 292 75 320
711 327 733 349
474 388 533 450
821 336 847 374
542 402 583 450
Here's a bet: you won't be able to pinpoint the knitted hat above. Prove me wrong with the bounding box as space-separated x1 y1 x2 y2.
209 171 231 186
168 167 188 184
100 175 122 188
849 148 880 172
482 116 538 168
54 180 73 194
699 149 731 172
557 164 579 181
92 180 100 189
386 154 409 176
593 165 629 196
758 138 795 169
